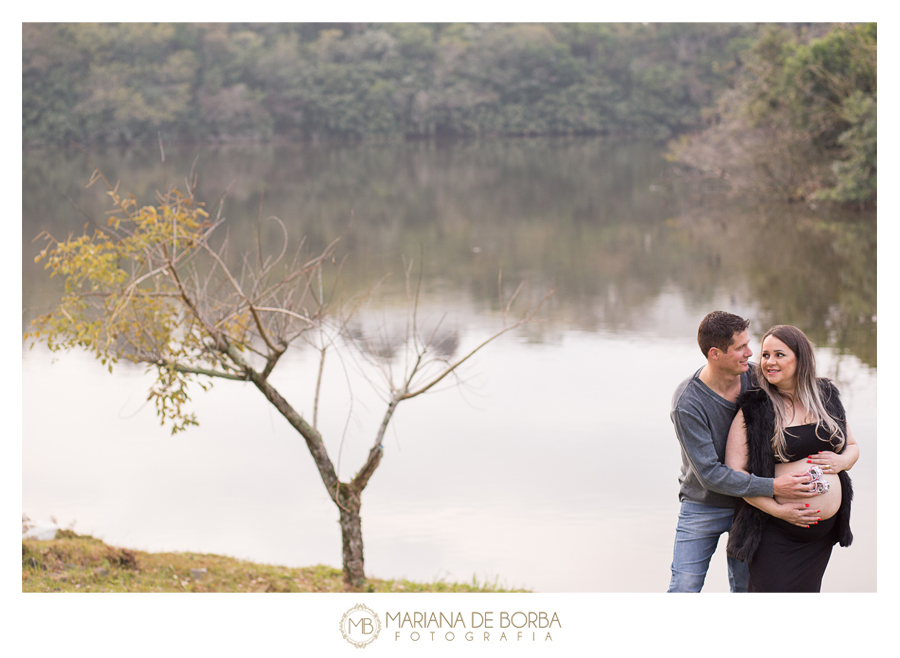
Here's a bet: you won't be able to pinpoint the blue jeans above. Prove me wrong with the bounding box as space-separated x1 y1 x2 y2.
667 500 749 592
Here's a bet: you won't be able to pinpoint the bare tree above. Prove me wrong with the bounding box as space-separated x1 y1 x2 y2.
27 162 548 590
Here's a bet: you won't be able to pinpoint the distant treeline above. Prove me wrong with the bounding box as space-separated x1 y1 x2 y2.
25 22 787 146
23 22 874 204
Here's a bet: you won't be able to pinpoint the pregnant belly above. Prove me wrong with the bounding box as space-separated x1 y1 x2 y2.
774 460 842 520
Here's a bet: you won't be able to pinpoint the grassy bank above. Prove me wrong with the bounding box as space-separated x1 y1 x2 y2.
22 532 526 593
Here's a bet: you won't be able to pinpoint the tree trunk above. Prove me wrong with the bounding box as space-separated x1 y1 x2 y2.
338 489 366 591
242 354 377 590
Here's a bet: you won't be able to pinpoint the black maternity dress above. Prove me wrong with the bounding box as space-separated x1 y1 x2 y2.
748 423 842 593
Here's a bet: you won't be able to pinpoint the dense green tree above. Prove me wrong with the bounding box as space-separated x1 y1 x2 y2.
669 23 876 205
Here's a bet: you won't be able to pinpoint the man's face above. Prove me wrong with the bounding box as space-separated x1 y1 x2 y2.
716 329 752 375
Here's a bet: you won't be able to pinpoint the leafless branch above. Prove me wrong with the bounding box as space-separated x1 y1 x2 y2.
401 288 553 401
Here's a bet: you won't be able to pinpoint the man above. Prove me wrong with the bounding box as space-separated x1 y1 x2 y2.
667 311 819 593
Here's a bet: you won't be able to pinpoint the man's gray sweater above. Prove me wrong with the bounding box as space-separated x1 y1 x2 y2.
671 367 773 507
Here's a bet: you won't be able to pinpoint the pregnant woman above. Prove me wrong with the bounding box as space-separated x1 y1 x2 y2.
724 325 859 592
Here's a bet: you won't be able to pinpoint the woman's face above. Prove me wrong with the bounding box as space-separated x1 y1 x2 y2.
760 335 798 391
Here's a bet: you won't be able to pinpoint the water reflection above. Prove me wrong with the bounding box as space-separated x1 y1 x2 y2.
22 138 876 591
23 138 875 364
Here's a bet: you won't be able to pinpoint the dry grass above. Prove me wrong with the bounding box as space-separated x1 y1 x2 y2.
22 531 527 593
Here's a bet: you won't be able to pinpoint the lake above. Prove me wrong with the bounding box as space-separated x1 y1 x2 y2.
22 137 876 592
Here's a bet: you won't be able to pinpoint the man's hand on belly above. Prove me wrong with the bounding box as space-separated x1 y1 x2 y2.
773 471 818 498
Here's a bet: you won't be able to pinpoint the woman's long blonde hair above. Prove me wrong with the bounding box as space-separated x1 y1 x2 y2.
756 325 845 462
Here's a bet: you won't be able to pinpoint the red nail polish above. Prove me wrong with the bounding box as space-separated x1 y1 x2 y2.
805 504 809 507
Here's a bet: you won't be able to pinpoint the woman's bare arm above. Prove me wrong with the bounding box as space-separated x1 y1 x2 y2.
724 410 750 474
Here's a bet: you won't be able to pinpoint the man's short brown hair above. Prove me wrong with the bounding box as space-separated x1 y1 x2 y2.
697 311 750 358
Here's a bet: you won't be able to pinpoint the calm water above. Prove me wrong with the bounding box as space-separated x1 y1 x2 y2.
21 138 877 592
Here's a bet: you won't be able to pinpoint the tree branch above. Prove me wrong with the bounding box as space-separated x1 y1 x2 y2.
226 344 341 500
163 362 249 381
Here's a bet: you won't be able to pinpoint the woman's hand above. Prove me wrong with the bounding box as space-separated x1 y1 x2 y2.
744 497 822 527
808 426 859 474
769 502 823 528
806 450 847 474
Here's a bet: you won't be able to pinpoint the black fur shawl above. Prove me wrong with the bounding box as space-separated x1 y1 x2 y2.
726 379 853 562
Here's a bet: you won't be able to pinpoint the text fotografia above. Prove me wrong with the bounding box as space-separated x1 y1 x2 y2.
387 611 561 642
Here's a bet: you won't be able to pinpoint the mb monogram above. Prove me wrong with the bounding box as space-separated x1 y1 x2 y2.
340 604 382 648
